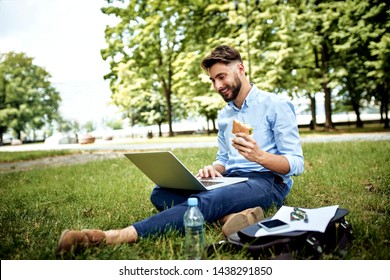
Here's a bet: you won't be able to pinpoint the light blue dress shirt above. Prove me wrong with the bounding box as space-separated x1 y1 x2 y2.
213 84 304 190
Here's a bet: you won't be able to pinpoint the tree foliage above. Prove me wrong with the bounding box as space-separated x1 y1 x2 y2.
101 0 390 133
0 52 61 143
325 0 390 128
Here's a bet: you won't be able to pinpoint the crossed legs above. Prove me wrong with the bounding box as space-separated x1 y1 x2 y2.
57 172 287 254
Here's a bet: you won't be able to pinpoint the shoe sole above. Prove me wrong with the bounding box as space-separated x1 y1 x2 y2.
222 213 249 237
222 207 264 237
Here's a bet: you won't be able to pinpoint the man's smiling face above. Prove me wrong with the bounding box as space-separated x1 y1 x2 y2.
208 62 243 103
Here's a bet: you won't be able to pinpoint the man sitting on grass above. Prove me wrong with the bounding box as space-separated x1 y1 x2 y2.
58 45 304 254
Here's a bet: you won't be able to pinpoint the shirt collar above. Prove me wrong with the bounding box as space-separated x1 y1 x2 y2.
228 83 258 111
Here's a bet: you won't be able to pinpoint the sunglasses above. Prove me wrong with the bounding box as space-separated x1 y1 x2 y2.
290 207 309 223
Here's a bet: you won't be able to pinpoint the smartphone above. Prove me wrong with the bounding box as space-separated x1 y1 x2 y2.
258 219 290 232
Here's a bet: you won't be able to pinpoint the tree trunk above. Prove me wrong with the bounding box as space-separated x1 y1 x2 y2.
352 102 363 128
309 93 317 130
205 116 210 134
159 51 174 137
320 42 334 130
165 90 174 137
16 129 22 141
212 118 217 133
323 87 333 130
381 82 389 129
380 98 385 123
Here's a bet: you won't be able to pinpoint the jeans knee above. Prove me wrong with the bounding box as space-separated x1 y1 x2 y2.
150 187 165 211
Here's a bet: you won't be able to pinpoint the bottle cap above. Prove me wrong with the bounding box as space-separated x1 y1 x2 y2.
188 197 198 206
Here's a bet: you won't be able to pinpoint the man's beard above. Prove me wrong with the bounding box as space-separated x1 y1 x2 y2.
219 74 242 103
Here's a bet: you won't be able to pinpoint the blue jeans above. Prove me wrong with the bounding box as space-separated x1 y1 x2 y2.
132 172 289 238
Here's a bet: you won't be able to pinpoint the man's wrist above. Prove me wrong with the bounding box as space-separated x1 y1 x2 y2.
212 163 225 175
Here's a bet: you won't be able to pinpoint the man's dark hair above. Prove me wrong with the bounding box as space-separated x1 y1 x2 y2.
201 45 243 71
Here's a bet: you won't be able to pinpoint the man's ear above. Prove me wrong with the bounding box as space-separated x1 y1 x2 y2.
237 62 246 75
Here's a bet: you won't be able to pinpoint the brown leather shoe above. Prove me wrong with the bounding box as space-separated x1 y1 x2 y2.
222 207 264 237
57 229 106 254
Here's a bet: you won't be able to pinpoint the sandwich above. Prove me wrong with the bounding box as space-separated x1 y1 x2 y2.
232 119 253 135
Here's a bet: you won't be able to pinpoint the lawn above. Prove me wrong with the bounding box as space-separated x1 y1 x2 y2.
0 140 389 260
0 149 79 163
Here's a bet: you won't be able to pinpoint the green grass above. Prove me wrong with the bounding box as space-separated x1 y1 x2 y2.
298 122 390 136
0 150 79 163
0 141 389 260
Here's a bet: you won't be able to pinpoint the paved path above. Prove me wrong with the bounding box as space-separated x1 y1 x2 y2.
1 132 389 173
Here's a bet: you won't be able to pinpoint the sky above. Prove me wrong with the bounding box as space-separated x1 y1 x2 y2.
0 0 120 127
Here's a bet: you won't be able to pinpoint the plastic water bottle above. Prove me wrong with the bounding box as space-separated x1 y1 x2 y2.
184 197 205 260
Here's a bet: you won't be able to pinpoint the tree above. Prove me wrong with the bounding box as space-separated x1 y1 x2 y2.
327 0 389 128
140 91 187 137
102 0 192 136
100 1 389 133
105 117 123 130
82 121 96 133
296 0 340 131
358 0 390 128
193 94 224 133
102 0 235 136
57 118 80 134
0 52 61 143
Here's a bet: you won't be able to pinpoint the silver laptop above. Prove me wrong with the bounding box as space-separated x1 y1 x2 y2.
124 151 248 191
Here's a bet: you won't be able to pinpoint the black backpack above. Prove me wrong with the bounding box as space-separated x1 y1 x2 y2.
207 208 353 259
